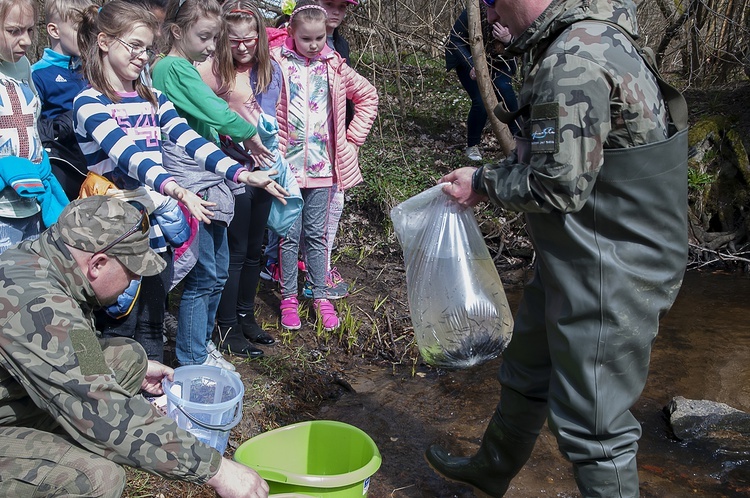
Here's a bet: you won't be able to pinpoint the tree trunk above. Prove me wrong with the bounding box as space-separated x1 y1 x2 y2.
466 2 515 156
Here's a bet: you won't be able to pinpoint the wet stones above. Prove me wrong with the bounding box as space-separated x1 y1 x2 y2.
666 396 750 454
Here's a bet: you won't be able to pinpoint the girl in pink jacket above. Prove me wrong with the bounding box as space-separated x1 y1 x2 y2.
273 0 377 331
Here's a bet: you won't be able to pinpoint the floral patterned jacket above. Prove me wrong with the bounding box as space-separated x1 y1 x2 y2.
273 39 378 190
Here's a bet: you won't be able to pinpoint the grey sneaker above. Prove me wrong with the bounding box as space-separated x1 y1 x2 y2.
324 268 349 300
466 146 482 161
301 268 349 300
204 341 237 372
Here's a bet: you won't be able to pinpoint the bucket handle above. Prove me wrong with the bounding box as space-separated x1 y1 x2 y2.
172 401 242 432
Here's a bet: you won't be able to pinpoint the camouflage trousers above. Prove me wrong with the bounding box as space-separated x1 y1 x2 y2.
0 337 147 497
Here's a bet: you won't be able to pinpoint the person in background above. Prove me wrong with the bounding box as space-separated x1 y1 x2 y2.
427 0 688 495
445 5 519 162
151 0 284 371
123 0 167 23
272 0 377 332
0 0 69 254
31 0 94 201
0 195 269 498
199 0 281 359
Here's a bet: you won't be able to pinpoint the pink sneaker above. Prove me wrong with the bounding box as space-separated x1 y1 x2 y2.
280 297 301 330
314 299 339 331
260 262 280 283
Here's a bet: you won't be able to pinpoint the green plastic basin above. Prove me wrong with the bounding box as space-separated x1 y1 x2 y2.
234 420 382 497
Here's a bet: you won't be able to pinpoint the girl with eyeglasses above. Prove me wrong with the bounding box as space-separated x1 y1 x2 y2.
151 0 285 371
73 0 287 365
197 0 281 359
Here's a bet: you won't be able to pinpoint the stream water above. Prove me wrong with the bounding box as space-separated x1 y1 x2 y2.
317 270 750 497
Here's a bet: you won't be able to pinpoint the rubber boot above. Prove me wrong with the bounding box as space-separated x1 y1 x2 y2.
573 451 640 498
426 412 538 497
238 312 275 345
214 325 264 359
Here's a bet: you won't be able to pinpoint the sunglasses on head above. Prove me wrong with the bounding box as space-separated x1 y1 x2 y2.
482 0 496 6
93 209 149 257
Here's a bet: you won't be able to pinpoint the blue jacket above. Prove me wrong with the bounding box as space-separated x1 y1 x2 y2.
152 195 190 247
31 49 87 121
0 152 69 227
31 49 88 185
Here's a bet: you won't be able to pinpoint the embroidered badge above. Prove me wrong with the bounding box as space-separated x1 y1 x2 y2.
530 102 559 154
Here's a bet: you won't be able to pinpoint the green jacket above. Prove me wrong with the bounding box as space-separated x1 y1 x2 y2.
151 56 257 144
0 228 221 483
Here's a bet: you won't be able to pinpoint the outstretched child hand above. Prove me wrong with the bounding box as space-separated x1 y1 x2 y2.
163 181 216 224
237 170 289 205
242 134 274 168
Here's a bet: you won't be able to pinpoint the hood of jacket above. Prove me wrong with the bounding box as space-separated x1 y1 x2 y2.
505 0 639 58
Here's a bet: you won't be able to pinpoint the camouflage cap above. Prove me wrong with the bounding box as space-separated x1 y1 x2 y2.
56 196 167 277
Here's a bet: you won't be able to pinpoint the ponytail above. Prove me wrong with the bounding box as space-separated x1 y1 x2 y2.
77 0 159 106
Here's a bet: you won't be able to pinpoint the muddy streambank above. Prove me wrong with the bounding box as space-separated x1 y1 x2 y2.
311 269 750 498
150 246 750 498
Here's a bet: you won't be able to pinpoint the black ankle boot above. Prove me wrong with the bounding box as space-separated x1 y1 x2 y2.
214 325 264 359
425 415 537 497
238 313 275 345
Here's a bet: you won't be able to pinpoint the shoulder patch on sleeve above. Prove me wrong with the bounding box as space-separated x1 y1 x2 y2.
69 328 109 376
530 102 559 154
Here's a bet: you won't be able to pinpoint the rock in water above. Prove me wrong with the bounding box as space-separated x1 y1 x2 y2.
666 396 750 455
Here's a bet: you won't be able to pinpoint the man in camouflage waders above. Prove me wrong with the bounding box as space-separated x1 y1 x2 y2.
428 0 689 496
0 196 268 498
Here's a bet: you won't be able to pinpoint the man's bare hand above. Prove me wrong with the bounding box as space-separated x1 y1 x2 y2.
440 167 488 208
141 361 173 395
207 458 269 498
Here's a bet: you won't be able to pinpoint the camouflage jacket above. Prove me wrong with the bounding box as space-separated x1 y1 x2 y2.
0 228 221 483
480 0 669 213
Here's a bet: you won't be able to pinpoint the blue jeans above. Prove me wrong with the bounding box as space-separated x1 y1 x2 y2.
0 213 41 255
175 222 229 365
456 60 520 145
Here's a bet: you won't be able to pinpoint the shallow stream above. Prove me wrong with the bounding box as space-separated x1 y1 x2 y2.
317 270 750 497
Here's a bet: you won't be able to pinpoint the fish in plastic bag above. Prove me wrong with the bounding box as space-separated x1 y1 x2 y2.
390 184 513 368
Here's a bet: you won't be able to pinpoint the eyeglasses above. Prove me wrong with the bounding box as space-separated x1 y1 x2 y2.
482 0 495 6
116 38 156 59
93 209 149 257
229 36 259 49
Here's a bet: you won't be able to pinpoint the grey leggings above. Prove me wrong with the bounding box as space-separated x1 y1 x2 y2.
279 186 331 299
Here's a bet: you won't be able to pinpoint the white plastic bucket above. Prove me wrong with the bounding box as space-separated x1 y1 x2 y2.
163 365 244 454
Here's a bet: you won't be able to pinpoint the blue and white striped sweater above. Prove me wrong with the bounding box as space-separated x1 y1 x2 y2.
73 88 246 193
73 88 248 252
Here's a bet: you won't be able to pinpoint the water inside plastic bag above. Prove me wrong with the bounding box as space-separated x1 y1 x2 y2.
391 185 513 369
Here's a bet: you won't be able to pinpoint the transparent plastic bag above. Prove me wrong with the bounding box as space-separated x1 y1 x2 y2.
391 184 513 369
